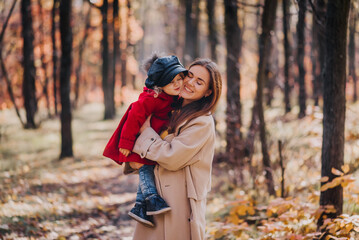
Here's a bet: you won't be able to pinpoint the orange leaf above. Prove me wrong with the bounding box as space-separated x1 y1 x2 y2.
321 176 329 182
331 168 343 176
341 164 350 174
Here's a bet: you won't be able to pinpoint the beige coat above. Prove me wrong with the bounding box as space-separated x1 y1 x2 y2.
132 114 215 240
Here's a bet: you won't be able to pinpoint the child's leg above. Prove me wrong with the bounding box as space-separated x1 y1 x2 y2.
138 164 171 215
128 184 155 227
135 184 145 204
138 165 157 197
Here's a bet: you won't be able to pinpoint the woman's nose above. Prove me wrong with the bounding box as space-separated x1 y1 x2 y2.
185 77 194 86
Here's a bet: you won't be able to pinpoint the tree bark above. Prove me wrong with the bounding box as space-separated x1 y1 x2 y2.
120 0 127 87
184 0 199 66
37 0 51 117
318 0 350 228
21 0 38 128
113 0 119 96
52 0 59 115
59 0 74 159
348 1 357 102
282 0 291 113
102 0 115 119
297 0 307 118
0 0 24 126
256 0 277 196
207 0 217 61
224 0 242 174
74 4 91 108
312 0 326 106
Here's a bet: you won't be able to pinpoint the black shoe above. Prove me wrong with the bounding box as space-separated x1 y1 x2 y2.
128 203 155 228
145 194 171 215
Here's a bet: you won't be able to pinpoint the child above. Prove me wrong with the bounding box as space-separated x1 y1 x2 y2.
103 55 187 228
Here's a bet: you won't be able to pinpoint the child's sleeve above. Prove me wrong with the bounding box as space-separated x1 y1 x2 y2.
119 96 157 151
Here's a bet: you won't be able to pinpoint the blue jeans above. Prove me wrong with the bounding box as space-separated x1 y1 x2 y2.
135 165 157 204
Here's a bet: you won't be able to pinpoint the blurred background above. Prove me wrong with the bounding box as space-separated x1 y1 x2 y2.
0 0 359 239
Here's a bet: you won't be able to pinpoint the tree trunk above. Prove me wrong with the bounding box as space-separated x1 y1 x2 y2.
184 0 199 66
74 5 91 108
282 0 291 113
313 0 326 106
52 0 59 115
265 33 278 107
297 0 307 118
224 0 242 175
348 1 357 102
318 0 350 228
120 0 127 87
102 0 115 119
59 0 74 159
256 0 277 196
0 0 24 126
21 0 38 128
37 0 51 117
207 0 217 61
113 0 119 96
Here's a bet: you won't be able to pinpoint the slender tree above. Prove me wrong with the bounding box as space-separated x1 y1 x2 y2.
74 5 92 108
102 0 116 119
113 0 119 94
37 0 51 117
224 0 242 175
21 0 38 128
207 0 217 61
297 0 307 118
120 0 128 88
318 0 351 228
52 0 59 115
256 0 277 196
86 0 115 119
348 1 357 102
59 0 74 158
282 0 291 113
184 0 199 65
312 0 326 106
0 0 24 126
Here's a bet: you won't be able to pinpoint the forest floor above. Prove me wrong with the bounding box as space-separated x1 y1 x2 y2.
0 97 359 239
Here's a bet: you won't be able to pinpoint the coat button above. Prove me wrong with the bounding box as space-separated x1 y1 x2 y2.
151 138 154 141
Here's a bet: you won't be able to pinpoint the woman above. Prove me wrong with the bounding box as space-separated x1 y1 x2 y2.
131 58 222 240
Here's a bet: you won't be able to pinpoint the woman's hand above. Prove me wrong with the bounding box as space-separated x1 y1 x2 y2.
139 115 152 134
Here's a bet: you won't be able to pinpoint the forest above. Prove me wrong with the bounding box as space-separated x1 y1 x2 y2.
0 0 359 239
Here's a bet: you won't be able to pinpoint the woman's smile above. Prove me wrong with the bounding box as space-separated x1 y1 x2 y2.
180 65 212 105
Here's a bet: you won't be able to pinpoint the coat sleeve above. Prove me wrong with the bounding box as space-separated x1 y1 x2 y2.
119 96 157 150
132 116 214 171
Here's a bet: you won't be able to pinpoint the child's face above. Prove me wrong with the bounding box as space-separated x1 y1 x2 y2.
162 73 184 96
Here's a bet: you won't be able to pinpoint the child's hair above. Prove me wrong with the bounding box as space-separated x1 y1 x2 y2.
143 53 160 72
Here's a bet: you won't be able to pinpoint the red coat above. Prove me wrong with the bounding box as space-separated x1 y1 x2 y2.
103 87 175 165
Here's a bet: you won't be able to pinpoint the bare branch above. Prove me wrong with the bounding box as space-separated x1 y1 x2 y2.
0 0 18 43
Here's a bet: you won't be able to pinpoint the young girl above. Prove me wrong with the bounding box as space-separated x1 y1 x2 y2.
103 55 187 228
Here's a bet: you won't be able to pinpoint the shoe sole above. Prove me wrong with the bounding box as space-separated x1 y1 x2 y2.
128 212 155 228
147 207 171 216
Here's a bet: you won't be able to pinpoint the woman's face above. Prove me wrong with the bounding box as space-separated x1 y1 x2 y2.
180 65 212 105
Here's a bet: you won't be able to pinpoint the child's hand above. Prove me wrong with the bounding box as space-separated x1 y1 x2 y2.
119 148 131 157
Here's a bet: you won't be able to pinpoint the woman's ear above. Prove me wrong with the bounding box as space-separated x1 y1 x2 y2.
205 89 212 97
